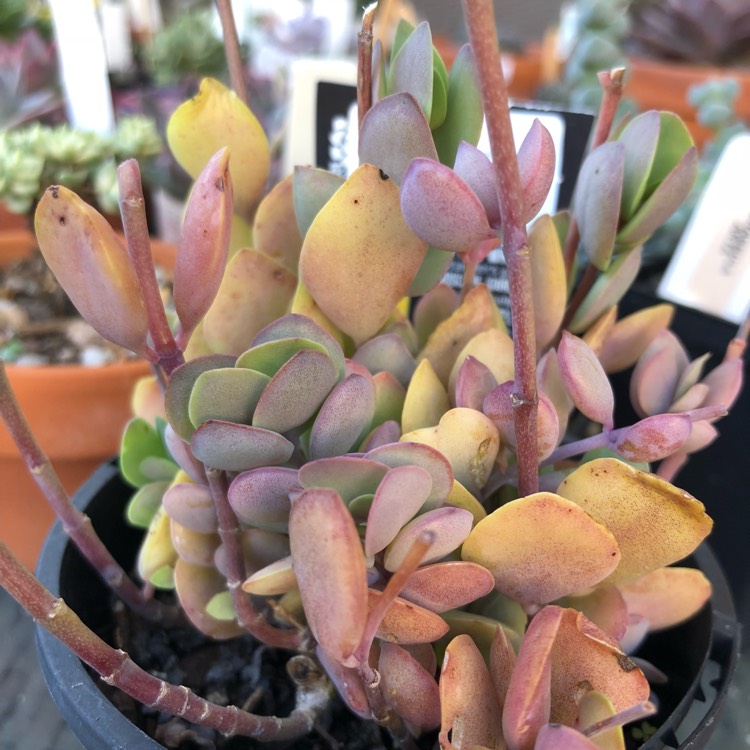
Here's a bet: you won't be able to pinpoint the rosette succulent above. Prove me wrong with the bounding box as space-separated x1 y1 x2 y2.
0 2 745 750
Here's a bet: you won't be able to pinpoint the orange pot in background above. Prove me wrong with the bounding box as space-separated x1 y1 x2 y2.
0 229 175 569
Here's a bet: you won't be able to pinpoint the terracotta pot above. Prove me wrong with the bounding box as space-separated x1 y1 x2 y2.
0 229 175 569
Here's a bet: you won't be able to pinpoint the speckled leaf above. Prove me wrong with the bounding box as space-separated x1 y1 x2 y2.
166 355 236 441
216 527 290 578
252 349 338 433
618 567 711 631
399 561 495 613
629 331 687 417
252 174 303 272
289 488 367 665
402 359 451 433
518 119 556 222
299 456 388 502
380 642 441 730
353 334 416 388
614 413 692 462
447 328 514 399
299 164 428 343
401 408 500 495
370 591 449 644
191 420 294 472
557 458 713 585
162 481 217 533
462 493 619 613
236 338 328 378
559 587 628 642
34 186 148 355
202 248 297 356
413 283 459 351
529 215 566 353
359 93 437 186
164 426 205 484
400 158 493 252
227 466 298 531
242 556 297 596
453 356 498 412
360 421 402 452
166 77 268 222
310 374 376 459
292 166 345 237
568 247 643 334
439 634 504 750
388 22 434 123
173 558 244 639
598 304 675 373
453 140 500 226
490 623 517 713
365 465 433 556
365 442 453 510
418 285 506 384
384 506 473 572
558 332 615 430
173 148 232 341
442 611 521 660
315 645 371 719
432 44 484 166
188 367 270 427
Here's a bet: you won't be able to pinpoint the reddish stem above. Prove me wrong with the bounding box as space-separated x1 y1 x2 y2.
215 0 248 105
0 541 328 740
206 469 307 651
0 362 177 624
117 161 184 377
461 0 539 496
358 3 378 129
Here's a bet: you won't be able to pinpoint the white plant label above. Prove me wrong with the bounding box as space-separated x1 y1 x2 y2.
658 133 750 325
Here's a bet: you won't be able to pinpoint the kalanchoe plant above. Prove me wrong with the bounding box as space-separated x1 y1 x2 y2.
0 1 747 749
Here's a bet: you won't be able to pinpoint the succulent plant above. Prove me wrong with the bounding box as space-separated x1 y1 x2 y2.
0 1 746 749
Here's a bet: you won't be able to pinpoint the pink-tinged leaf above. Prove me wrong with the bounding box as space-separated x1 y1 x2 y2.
399 561 495 613
681 420 719 454
454 356 499 411
547 608 650 725
440 634 504 750
315 645 371 718
617 110 661 221
618 567 711 631
359 92 437 185
241 556 297 596
614 413 692 462
384 506 474 572
173 148 232 340
34 185 148 355
671 382 709 413
353 333 417 388
529 214 566 353
402 358 451 433
620 614 650 654
447 328 515 399
170 522 219 568
174 558 245 639
400 158 493 252
227 466 298 531
190 420 294 472
187 367 270 428
372 370 407 426
701 358 743 411
252 174 303 271
289 488 367 665
252 349 338 433
162 482 217 533
503 606 562 750
413 283 459 350
559 587 629 642
370 590 449 644
572 142 625 271
558 332 615 430
598 304 675 373
379 642 441 730
582 306 618 356
630 331 688 417
537 349 574 440
557 458 712 585
484 382 560 461
360 421 402 451
310 374 376 459
292 166 346 237
214 527 290 579
299 456 388 502
366 441 454 510
517 119 556 222
462 494 620 613
164 425 206 483
365 466 433 556
453 140 500 226
534 724 600 750
490 624 517 712
388 21 434 121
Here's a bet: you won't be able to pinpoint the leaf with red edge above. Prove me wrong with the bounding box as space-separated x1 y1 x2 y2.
534 724 600 750
370 590 449 644
614 413 692 462
379 642 441 730
558 587 629 642
453 140 500 226
454 356 498 411
629 331 687 417
299 456 388 502
517 118 556 222
289 488 368 666
399 561 495 613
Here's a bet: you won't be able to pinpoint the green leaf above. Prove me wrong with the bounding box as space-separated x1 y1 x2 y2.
188 367 270 427
120 418 171 488
149 565 176 590
206 591 237 621
388 21 434 124
126 480 171 528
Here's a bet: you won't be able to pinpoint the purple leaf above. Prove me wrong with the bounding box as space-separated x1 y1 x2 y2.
615 413 692 462
399 561 495 613
517 119 556 222
162 482 217 533
299 456 388 502
453 140 500 226
454 355 499 410
353 333 417 388
227 466 298 531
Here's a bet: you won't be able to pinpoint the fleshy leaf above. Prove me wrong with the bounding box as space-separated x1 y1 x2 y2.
447 328 515 399
126 481 170 528
316 645 371 718
299 456 388 502
453 140 500 226
34 186 148 355
629 331 687 417
170 520 219 567
371 590 449 644
241 556 297 596
413 283 459 350
400 158 493 252
289 488 367 666
292 166 345 237
137 507 177 586
399 561 495 613
617 110 661 221
535 724 601 750
387 22 434 123
402 359 451 433
252 174 303 272
188 367 270 427
557 458 712 585
120 418 173 488
359 92 438 186
235 338 328 377
227 466 298 531
454 356 498 411
353 333 416 388
299 164 428 343
614 413 692 462
558 587 628 642
162 481 218 533
558 332 615 430
166 77 269 221
517 119 556 222
462 493 620 613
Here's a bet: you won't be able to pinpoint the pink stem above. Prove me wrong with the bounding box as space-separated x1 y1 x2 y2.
215 0 248 105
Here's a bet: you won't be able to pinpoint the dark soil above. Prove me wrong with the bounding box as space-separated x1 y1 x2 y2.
101 598 440 750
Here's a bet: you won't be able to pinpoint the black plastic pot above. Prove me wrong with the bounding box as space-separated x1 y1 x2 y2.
36 461 741 750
